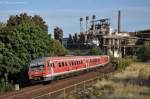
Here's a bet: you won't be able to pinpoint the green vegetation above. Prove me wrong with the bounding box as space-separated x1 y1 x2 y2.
0 13 67 92
0 80 14 92
54 27 63 43
137 29 150 33
117 58 132 70
74 49 82 56
89 46 101 55
136 45 150 62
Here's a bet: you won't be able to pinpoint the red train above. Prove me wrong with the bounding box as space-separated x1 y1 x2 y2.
28 55 110 82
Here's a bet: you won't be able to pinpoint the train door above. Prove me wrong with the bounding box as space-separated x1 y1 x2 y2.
84 59 88 69
49 61 54 74
48 61 55 80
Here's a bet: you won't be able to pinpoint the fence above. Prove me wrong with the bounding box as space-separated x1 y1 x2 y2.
32 74 109 99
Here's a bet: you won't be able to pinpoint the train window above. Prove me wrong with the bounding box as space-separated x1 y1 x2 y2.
69 62 72 66
62 62 65 67
75 61 77 65
58 63 61 67
65 62 67 66
74 61 76 65
48 62 54 67
72 61 74 66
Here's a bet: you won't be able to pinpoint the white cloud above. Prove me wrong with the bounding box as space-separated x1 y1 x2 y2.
0 1 28 5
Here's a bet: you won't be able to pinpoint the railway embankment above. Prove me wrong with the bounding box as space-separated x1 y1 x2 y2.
68 62 150 99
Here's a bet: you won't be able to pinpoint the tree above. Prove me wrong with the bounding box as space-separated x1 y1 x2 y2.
51 40 68 56
32 15 48 32
136 45 150 62
67 34 73 48
74 33 78 43
0 13 67 84
54 27 63 43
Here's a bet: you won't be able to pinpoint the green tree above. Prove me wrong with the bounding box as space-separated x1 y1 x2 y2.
67 34 73 48
0 13 67 85
54 27 63 43
51 40 68 56
136 45 150 62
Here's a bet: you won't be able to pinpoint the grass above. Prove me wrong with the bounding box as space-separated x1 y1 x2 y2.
68 62 150 99
99 62 150 99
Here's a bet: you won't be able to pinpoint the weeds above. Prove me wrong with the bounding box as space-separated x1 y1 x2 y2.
0 79 14 92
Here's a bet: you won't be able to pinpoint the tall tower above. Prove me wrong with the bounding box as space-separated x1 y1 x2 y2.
80 17 83 33
86 16 89 33
118 10 121 33
84 16 89 44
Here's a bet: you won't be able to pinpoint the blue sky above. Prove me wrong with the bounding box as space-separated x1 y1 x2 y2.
0 0 150 37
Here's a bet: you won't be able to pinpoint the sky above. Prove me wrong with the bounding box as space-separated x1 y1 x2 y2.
0 0 150 37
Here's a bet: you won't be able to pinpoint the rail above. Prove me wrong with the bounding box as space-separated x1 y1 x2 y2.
32 73 109 99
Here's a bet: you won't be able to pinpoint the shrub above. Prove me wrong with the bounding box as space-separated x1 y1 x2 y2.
117 58 132 70
89 47 101 55
136 45 150 62
0 79 14 92
74 50 81 56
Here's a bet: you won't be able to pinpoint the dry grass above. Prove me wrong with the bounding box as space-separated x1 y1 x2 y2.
95 62 150 99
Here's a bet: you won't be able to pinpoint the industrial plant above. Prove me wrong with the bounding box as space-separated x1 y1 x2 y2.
63 10 150 58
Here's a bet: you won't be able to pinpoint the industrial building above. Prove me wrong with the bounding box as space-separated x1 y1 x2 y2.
64 10 149 58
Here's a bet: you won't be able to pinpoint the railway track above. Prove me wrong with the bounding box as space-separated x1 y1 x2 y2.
0 63 116 99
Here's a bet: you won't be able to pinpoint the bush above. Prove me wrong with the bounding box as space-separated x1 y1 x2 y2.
117 58 132 70
74 50 82 56
89 47 101 55
0 80 14 92
136 45 150 62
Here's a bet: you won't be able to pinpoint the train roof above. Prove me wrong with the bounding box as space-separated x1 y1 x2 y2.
31 55 108 62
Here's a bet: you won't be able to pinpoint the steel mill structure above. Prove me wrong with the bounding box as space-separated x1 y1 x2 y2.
65 10 149 58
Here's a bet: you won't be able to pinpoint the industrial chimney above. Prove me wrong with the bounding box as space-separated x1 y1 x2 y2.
92 15 96 36
118 10 121 33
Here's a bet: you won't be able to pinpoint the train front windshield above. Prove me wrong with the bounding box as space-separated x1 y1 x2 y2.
30 62 45 72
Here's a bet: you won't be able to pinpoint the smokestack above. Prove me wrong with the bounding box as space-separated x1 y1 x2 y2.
118 10 121 33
